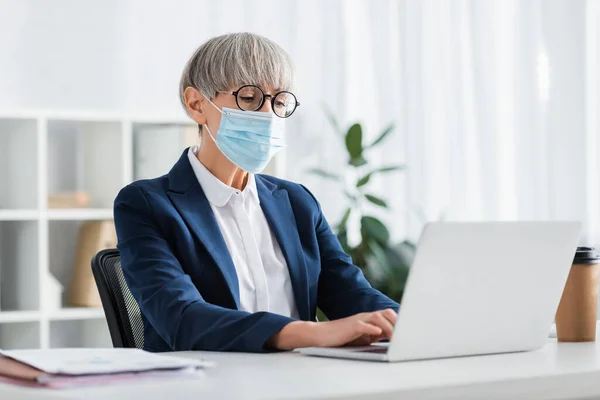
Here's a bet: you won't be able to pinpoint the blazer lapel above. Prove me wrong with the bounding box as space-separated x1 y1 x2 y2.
257 177 311 321
166 150 240 309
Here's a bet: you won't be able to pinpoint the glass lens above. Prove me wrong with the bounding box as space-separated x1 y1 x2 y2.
235 85 264 111
273 92 297 118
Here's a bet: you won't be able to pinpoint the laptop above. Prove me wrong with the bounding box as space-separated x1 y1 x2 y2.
298 222 581 362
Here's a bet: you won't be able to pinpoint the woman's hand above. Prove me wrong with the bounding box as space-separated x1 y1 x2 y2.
267 309 397 350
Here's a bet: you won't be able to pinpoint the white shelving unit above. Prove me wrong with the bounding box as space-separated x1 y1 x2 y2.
0 110 285 350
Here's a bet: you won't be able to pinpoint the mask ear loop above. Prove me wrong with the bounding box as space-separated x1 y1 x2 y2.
204 123 218 144
202 94 223 144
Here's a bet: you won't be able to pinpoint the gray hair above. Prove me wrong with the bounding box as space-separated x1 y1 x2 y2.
179 32 295 115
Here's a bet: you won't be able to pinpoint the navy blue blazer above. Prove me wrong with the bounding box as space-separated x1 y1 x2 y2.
113 149 399 353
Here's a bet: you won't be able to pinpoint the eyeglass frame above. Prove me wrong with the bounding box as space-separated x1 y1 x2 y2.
217 85 300 118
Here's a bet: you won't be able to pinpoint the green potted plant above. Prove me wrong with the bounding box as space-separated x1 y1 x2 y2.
308 115 416 303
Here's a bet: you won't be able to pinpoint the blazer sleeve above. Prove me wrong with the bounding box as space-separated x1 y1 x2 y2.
114 184 295 352
299 185 400 320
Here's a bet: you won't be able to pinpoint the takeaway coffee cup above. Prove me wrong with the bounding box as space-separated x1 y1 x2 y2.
555 247 600 342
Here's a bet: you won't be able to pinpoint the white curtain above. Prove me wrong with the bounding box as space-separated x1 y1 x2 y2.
396 0 598 246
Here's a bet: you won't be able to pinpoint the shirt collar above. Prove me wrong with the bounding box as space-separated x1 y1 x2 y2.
187 146 259 207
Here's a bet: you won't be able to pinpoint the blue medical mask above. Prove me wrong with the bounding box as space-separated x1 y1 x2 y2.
204 98 286 173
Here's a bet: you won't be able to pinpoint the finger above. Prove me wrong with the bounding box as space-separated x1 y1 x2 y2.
343 322 382 347
370 333 387 343
368 313 395 339
381 309 398 325
348 331 389 347
367 332 391 344
355 320 383 337
348 334 373 347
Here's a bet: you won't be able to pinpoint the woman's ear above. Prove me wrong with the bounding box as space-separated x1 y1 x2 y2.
184 87 207 126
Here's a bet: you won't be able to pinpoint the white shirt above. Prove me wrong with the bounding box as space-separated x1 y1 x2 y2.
187 147 299 318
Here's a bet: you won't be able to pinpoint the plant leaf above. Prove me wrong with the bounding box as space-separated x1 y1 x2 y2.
383 246 411 298
338 207 352 227
364 240 390 283
361 216 390 245
348 246 366 269
323 104 343 136
336 229 349 252
364 194 388 208
316 307 329 322
343 190 357 203
349 155 368 167
370 165 407 174
306 168 341 181
367 123 395 148
345 123 363 160
356 173 371 188
394 240 417 267
400 239 417 251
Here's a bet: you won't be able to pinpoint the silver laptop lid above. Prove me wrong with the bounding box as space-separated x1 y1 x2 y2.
388 222 581 361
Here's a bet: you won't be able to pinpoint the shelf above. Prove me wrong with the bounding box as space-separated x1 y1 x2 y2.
48 220 116 312
0 118 38 209
48 307 105 321
130 115 192 125
47 120 123 209
0 209 114 221
133 122 197 180
0 221 39 312
0 110 124 121
50 319 111 348
47 208 113 220
0 110 190 124
0 209 39 221
0 311 40 323
0 322 40 349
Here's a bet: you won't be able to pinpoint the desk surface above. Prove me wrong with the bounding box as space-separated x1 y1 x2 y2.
2 341 600 400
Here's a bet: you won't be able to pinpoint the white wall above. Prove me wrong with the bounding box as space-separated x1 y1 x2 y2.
0 0 125 110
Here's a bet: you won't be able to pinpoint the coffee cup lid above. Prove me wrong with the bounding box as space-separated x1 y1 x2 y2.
574 247 600 264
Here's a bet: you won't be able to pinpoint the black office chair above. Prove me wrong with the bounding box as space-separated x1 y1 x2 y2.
91 248 144 349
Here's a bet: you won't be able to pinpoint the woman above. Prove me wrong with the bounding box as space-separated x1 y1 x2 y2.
114 32 399 353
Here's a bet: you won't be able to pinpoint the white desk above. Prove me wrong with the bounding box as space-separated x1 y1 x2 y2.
2 341 600 399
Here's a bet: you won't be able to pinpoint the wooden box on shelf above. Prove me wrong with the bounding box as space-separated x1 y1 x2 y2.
48 192 91 209
67 221 117 307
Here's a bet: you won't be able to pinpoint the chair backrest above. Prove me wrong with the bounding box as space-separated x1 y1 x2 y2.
91 248 144 349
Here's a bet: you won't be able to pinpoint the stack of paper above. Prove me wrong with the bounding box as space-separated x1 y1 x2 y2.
0 348 212 389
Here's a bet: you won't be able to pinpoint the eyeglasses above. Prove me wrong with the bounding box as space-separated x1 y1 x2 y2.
218 85 300 118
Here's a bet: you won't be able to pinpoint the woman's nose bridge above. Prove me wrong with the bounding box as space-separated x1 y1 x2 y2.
263 94 275 105
260 95 273 112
